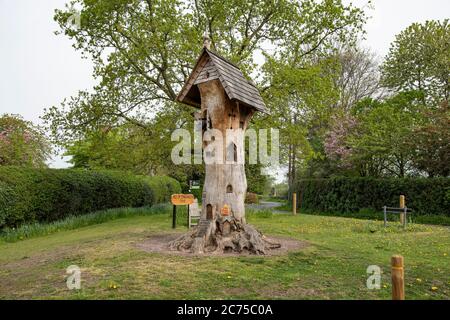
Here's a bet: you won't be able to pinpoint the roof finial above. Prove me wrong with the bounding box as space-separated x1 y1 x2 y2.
203 28 211 50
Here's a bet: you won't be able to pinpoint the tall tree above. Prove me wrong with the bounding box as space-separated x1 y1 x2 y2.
381 19 450 105
43 0 367 145
334 46 383 110
408 101 450 177
0 114 52 167
325 91 427 177
263 56 340 190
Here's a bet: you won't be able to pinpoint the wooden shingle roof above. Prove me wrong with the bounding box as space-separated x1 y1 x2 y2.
176 48 268 114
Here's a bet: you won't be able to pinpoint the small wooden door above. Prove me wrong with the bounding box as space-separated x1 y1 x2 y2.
206 204 213 220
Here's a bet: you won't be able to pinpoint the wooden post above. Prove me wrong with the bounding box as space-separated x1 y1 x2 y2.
399 195 405 225
292 192 297 215
391 255 405 300
187 204 190 229
172 205 177 229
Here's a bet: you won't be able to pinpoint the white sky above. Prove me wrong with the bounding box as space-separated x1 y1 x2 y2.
0 0 449 171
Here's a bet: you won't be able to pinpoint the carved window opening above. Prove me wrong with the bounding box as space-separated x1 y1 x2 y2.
239 121 244 129
206 204 213 220
208 116 212 129
201 110 208 131
227 142 238 163
226 184 233 193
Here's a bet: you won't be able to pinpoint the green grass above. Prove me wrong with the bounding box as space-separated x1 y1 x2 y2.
260 196 286 203
0 207 449 300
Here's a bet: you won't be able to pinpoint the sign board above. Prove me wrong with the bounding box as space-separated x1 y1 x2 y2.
189 180 200 190
221 204 231 216
171 194 195 205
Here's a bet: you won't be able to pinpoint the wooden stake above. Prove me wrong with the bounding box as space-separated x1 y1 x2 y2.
187 204 190 229
172 205 177 229
399 195 405 225
292 192 297 215
391 255 405 300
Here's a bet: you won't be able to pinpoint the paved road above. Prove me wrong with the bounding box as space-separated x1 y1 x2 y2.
246 201 289 214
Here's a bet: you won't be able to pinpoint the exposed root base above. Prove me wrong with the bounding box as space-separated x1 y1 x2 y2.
168 223 281 255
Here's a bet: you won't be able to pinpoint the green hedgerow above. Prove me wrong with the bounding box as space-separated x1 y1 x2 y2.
0 167 180 229
295 177 450 220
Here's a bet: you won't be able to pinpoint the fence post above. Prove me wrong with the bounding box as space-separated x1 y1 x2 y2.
383 206 387 227
172 205 177 229
292 192 297 215
399 195 405 225
187 204 190 229
391 255 405 300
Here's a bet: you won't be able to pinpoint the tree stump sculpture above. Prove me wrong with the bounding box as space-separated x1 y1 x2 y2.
169 33 280 254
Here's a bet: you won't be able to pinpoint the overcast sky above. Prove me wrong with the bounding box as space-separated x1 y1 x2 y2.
0 0 449 170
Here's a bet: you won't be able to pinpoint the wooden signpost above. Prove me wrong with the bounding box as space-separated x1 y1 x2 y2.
171 194 195 229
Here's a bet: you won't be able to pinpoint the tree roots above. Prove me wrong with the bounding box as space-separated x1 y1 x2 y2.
168 222 281 255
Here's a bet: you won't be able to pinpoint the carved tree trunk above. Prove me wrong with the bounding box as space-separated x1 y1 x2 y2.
169 79 280 254
199 80 249 223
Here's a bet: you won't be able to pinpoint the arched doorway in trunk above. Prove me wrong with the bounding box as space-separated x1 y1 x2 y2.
206 204 213 220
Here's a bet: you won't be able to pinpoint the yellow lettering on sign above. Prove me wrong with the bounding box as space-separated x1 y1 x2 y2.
171 194 195 205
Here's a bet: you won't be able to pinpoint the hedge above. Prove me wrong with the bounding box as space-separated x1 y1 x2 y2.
0 167 180 229
295 177 450 218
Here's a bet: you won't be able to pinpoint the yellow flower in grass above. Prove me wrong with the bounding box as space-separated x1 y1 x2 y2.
416 278 422 283
431 286 438 291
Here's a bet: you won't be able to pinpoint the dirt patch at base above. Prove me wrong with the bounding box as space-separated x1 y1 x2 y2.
135 233 308 256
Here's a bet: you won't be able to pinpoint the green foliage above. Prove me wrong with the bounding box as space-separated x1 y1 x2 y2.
408 103 450 177
0 167 180 229
295 177 450 218
189 186 203 202
43 0 367 184
245 164 267 194
349 92 423 177
245 192 259 204
245 208 273 219
381 19 449 105
0 204 171 243
263 56 340 184
140 175 181 203
0 114 51 167
325 91 435 177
